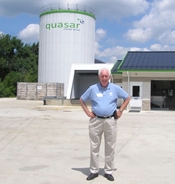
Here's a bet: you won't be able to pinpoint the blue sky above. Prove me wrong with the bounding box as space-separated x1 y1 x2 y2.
0 0 175 63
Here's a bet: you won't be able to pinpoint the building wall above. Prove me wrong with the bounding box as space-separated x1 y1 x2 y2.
128 77 151 110
120 72 175 111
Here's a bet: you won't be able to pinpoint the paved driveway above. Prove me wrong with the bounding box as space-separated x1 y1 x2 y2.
0 98 175 184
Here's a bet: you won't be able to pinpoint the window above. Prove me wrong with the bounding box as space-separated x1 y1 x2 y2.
130 82 142 98
132 86 140 97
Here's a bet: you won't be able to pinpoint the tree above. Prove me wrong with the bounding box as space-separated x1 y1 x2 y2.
0 34 38 97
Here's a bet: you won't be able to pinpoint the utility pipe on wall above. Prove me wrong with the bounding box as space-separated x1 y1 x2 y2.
127 71 130 111
127 71 130 95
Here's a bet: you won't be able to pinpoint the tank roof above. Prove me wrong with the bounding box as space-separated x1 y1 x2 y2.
40 3 95 17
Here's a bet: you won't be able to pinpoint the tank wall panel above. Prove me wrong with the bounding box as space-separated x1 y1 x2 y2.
38 10 95 96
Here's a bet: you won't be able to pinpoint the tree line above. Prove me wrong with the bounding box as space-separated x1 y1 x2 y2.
0 34 38 97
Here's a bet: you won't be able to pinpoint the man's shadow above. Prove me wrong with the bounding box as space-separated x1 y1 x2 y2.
71 167 104 176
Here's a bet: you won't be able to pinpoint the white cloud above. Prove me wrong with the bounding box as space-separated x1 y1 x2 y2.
106 38 117 45
99 46 127 58
84 0 149 20
0 0 149 19
155 0 175 11
158 30 175 44
124 28 152 43
130 47 149 51
95 46 126 62
95 46 149 62
150 44 162 50
0 1 41 16
162 45 175 50
124 0 175 44
109 56 117 63
96 42 175 63
95 42 101 56
18 24 39 43
0 0 149 45
150 43 175 51
1 0 175 63
95 28 106 42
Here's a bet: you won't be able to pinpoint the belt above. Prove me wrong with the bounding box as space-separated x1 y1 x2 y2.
96 115 113 119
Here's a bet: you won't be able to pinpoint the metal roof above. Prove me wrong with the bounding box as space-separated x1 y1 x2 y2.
112 51 175 73
111 60 122 73
94 58 105 63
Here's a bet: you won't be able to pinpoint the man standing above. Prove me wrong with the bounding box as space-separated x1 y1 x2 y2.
79 67 130 181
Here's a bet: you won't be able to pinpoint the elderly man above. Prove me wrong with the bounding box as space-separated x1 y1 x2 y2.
79 67 130 181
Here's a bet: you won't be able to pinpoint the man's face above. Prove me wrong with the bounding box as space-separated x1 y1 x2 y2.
99 70 111 87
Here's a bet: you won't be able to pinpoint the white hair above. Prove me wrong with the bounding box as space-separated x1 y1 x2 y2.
98 67 111 76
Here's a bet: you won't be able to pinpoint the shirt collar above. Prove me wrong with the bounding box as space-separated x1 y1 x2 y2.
98 82 110 90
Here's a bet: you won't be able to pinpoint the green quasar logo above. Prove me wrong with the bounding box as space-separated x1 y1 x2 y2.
46 18 85 30
77 18 84 24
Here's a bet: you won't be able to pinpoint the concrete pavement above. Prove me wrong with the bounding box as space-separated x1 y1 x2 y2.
0 98 175 184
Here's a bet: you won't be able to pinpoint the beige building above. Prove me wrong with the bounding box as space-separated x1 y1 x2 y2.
111 51 175 111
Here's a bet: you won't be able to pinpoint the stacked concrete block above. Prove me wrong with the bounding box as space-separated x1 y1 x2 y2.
17 82 64 100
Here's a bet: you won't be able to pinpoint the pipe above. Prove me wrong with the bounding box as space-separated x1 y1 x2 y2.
111 74 113 83
127 71 130 111
127 71 130 95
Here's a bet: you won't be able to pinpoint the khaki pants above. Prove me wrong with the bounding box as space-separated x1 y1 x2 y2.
89 117 117 174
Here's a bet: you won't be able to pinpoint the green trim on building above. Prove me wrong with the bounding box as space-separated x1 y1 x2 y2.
117 70 175 72
117 52 127 70
114 72 122 74
111 68 175 74
117 59 124 70
40 10 95 19
111 62 121 74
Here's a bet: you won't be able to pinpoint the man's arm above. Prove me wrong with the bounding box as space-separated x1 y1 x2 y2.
117 96 130 119
79 98 95 118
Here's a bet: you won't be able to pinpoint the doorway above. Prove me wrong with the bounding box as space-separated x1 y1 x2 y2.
151 80 175 110
129 82 142 111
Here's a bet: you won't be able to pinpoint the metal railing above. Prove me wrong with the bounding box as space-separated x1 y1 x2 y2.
40 3 95 16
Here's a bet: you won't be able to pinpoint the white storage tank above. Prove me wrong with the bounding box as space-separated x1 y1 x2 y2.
38 3 95 97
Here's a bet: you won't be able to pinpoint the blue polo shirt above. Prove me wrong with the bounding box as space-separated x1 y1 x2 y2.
81 83 129 116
